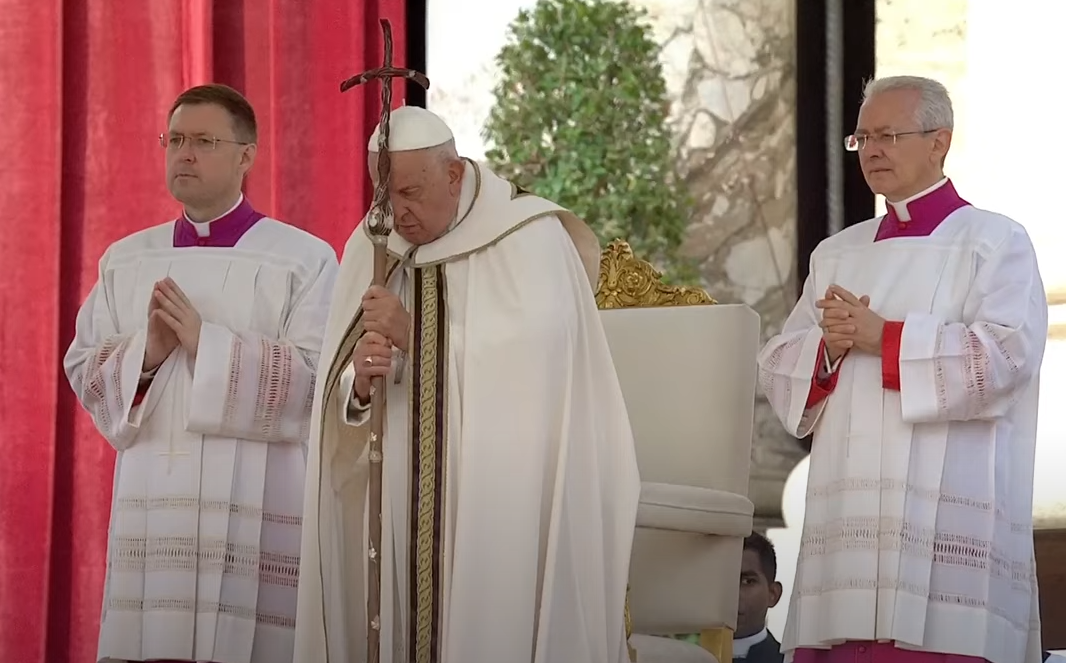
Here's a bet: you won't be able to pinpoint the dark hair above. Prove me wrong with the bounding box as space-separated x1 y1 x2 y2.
744 531 778 583
168 84 257 143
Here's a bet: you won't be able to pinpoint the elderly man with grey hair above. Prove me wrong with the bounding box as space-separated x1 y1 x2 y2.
758 75 1047 663
294 106 640 663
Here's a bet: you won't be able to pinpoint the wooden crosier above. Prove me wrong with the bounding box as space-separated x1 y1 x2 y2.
340 18 430 663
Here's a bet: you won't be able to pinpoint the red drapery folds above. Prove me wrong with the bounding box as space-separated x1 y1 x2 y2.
0 1 406 660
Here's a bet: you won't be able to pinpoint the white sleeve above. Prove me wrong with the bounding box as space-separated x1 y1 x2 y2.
63 253 156 450
339 363 371 427
898 225 1047 424
185 253 339 443
757 259 830 437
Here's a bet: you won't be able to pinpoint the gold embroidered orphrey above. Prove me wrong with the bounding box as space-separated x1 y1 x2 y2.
317 259 449 663
340 17 431 663
407 264 449 663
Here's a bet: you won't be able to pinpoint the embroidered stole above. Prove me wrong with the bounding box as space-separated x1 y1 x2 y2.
408 264 449 663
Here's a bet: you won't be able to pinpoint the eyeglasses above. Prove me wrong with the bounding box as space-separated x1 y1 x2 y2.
160 133 251 153
844 130 938 152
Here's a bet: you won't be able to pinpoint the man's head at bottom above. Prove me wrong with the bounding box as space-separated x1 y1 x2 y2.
737 532 783 638
367 106 466 246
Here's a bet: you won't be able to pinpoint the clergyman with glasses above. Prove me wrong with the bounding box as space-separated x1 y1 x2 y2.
63 83 338 663
757 75 1047 663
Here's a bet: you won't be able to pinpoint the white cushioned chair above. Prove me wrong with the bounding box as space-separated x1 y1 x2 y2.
596 240 759 663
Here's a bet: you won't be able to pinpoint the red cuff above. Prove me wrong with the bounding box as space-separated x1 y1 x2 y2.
881 320 904 391
806 339 842 408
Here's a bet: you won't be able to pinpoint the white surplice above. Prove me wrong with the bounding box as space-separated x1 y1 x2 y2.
64 218 338 663
294 160 641 663
757 207 1047 663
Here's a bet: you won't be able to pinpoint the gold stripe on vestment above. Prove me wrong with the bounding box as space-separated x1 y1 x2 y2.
408 263 449 663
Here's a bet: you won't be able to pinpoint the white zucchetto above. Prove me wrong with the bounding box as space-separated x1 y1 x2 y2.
367 105 454 153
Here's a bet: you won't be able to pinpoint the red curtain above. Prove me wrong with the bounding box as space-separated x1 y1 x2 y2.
0 1 406 660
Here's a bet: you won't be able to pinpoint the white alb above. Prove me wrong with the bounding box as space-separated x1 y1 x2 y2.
759 206 1047 663
64 218 338 663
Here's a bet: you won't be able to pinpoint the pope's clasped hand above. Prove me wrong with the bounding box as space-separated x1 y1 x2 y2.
352 331 393 403
361 285 410 353
352 286 410 403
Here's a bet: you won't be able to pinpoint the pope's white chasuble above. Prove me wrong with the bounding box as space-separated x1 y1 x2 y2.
64 217 338 663
758 206 1047 663
294 160 641 663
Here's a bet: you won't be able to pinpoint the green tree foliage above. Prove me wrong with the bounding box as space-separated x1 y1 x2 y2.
484 0 697 283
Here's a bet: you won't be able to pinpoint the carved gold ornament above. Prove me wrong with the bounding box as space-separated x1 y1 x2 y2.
595 239 716 309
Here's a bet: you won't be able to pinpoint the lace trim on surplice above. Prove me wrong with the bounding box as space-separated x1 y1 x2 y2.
934 322 1023 420
105 596 297 629
806 478 1033 531
759 334 802 415
108 495 301 629
797 478 1034 631
109 535 299 589
219 335 317 441
115 496 302 527
83 335 126 433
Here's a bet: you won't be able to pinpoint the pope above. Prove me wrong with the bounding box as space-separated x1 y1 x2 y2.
293 106 642 663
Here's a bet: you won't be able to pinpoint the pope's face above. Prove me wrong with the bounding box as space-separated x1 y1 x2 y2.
854 89 951 201
165 103 254 210
371 151 464 245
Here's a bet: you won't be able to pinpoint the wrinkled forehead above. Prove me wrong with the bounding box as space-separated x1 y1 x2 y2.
368 150 436 187
856 89 921 132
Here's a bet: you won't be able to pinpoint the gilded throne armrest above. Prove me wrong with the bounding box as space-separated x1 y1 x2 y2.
596 240 759 663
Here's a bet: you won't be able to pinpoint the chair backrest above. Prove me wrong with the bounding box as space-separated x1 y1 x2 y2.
595 239 759 496
595 240 759 651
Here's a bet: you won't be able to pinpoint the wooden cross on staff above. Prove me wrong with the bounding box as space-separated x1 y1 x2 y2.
341 19 431 242
340 17 430 663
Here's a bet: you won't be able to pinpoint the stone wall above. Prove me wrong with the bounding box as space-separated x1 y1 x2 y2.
428 0 804 525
